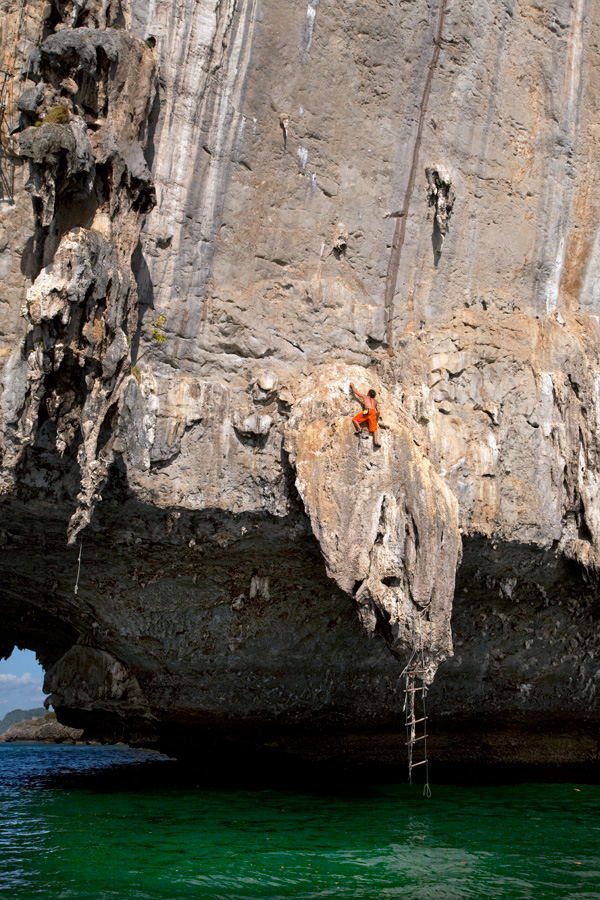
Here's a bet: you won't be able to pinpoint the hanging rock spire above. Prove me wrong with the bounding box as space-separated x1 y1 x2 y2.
285 364 462 682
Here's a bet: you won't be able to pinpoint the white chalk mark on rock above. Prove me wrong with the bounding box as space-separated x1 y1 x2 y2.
297 146 308 170
303 0 318 61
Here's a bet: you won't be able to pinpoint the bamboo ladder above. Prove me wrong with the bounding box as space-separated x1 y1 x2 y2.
402 648 431 797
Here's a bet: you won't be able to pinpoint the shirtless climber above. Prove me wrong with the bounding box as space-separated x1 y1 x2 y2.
350 382 381 447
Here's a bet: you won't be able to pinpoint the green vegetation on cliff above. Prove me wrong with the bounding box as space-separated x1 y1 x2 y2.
0 708 46 735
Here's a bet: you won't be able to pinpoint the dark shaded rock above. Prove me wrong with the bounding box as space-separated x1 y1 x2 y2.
41 29 121 77
18 120 94 225
17 84 45 115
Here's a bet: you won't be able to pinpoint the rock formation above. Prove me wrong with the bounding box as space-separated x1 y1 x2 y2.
2 23 155 541
285 365 461 682
0 0 598 772
0 710 84 743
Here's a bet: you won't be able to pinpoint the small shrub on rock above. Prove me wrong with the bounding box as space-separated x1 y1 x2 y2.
39 105 70 125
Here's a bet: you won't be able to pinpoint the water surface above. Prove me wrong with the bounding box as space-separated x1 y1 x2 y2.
0 744 598 899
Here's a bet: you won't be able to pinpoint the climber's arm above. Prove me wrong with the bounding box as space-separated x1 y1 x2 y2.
350 382 366 403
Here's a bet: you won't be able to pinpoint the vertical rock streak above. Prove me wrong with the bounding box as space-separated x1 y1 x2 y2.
538 0 586 313
135 0 234 314
138 0 258 341
185 0 259 325
383 0 447 348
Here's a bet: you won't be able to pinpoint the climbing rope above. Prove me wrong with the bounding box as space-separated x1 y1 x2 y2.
74 541 82 596
0 0 28 200
1 0 28 121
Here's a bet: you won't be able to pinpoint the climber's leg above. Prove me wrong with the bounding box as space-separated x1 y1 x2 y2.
353 412 366 433
367 410 381 446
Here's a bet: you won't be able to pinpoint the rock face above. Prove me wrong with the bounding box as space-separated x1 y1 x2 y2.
0 19 155 544
0 0 599 770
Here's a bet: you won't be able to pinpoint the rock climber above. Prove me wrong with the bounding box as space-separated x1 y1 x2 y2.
350 382 381 447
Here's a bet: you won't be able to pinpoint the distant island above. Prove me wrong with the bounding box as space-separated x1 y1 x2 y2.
0 708 46 735
0 709 85 743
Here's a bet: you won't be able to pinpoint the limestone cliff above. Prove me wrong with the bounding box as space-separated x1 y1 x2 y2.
0 0 599 771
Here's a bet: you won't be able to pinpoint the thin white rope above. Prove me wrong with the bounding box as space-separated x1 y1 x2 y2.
74 541 82 596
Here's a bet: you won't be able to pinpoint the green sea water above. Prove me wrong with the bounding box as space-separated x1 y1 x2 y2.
0 744 599 899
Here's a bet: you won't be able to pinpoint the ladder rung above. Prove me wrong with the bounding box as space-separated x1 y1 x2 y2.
409 759 428 768
406 735 427 744
404 686 425 693
405 717 426 725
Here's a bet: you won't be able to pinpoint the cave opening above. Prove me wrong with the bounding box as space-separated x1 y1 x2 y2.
0 590 80 712
0 647 48 722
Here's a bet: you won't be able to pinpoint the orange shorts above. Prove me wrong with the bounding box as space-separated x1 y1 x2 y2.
353 409 378 432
